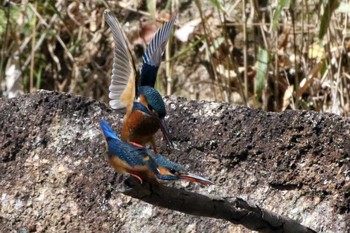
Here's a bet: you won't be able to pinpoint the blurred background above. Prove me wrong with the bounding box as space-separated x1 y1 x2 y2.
1 0 350 115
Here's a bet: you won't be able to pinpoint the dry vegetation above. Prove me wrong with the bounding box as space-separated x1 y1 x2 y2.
1 0 350 115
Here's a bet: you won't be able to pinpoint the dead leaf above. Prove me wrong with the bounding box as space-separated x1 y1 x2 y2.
282 85 294 111
175 18 201 42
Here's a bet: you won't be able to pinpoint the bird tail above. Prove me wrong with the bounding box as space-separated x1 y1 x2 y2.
99 120 120 141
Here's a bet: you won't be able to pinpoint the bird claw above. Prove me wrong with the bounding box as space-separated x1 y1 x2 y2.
130 142 144 148
130 174 143 184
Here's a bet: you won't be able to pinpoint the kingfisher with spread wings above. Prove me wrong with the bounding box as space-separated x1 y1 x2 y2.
104 10 176 153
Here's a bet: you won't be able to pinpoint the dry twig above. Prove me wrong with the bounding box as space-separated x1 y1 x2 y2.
116 176 316 233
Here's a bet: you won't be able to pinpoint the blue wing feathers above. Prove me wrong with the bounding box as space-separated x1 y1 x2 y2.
140 64 159 87
140 14 176 87
108 139 146 167
100 119 149 167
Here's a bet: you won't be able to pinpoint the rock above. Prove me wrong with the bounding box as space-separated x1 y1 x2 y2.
0 90 349 232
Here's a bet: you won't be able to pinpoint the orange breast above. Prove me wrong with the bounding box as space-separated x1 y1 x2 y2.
122 110 159 145
108 156 158 183
108 156 131 173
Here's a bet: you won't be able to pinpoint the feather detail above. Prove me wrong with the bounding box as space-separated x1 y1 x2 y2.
140 14 177 87
104 10 137 111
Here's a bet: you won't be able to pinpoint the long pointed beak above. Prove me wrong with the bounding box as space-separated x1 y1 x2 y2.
158 118 175 149
179 173 214 185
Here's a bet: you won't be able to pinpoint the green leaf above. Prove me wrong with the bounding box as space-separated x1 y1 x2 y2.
0 5 21 35
36 66 42 90
272 0 291 31
319 0 340 39
208 0 225 12
167 36 206 62
209 37 224 54
147 0 156 19
255 48 269 100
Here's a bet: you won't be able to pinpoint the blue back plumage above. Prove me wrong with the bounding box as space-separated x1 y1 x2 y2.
140 14 176 87
138 86 166 118
99 120 146 167
152 154 186 172
140 64 159 87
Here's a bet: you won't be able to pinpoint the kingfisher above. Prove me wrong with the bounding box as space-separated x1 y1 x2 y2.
150 153 214 185
104 10 176 153
99 119 213 185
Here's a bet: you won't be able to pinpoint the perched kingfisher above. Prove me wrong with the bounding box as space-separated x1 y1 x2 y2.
99 119 213 185
150 153 214 185
104 10 176 153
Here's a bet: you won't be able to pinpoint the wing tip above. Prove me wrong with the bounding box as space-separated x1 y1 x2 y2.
140 11 177 70
104 10 120 28
109 100 126 110
104 9 112 16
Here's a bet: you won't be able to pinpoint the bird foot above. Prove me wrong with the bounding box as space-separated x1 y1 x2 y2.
130 142 144 148
130 174 143 184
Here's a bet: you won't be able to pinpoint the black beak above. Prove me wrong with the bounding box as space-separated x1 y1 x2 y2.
150 111 174 149
159 118 175 149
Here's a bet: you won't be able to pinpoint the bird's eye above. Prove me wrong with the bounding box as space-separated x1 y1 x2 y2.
169 169 176 174
148 104 153 111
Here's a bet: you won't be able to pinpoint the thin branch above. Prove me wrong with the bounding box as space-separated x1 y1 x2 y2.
242 0 248 102
29 2 37 92
116 176 316 233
